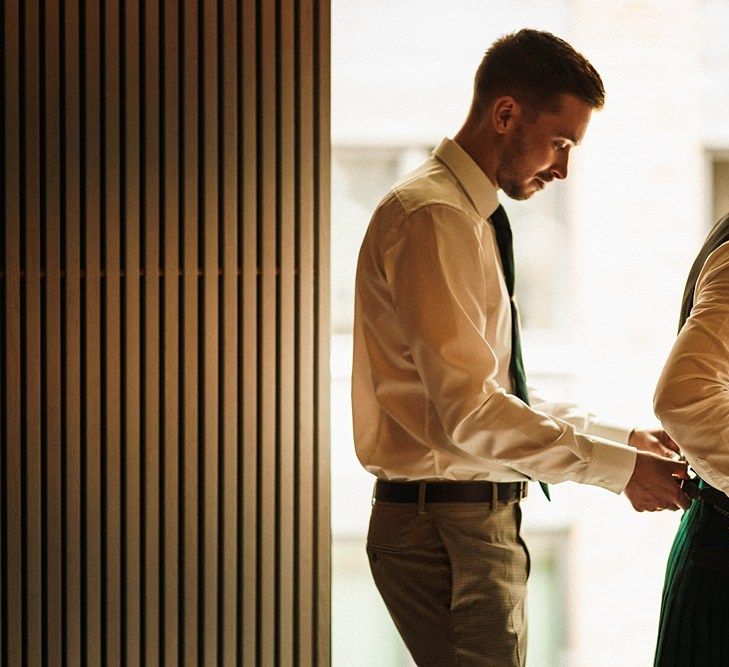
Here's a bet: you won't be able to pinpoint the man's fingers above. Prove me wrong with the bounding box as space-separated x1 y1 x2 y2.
625 453 692 512
667 459 690 480
656 444 678 459
659 479 691 511
675 487 692 510
665 440 681 454
658 431 681 454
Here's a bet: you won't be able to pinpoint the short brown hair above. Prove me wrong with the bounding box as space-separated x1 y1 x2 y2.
474 29 605 116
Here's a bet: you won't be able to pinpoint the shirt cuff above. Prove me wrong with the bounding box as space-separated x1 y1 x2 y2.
581 436 637 494
586 420 633 446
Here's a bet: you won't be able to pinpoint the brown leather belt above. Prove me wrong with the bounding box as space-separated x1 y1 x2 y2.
375 479 527 504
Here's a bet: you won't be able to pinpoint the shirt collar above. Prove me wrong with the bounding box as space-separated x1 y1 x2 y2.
433 137 501 220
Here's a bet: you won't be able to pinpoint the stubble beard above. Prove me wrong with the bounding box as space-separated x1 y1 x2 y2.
496 125 536 201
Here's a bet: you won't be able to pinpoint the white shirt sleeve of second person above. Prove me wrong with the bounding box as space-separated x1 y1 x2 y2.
654 242 729 498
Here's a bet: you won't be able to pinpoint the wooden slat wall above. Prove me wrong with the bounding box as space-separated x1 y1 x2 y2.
0 0 331 664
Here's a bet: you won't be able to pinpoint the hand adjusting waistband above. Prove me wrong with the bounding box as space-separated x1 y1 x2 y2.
375 479 527 504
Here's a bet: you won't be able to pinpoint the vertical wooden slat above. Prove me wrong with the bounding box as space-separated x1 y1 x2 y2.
181 0 200 662
241 1 258 664
315 1 332 663
43 0 63 661
0 255 4 667
0 220 3 667
259 0 278 663
278 0 296 664
23 0 44 663
122 0 142 661
62 0 83 660
162 2 180 664
296 0 315 663
0 250 3 667
142 0 161 662
82 0 103 660
201 1 219 664
220 0 239 664
4 0 23 662
103 0 122 662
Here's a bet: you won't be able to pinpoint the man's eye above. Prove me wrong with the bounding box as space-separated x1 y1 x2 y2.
554 142 568 152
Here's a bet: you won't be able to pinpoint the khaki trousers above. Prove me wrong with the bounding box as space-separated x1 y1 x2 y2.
366 498 529 666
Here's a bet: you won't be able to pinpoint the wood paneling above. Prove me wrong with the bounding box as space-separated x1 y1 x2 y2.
1 1 330 663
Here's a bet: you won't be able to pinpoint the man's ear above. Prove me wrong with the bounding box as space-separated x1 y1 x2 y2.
492 96 518 135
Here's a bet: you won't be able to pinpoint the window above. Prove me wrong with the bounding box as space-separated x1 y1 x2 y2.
331 145 432 333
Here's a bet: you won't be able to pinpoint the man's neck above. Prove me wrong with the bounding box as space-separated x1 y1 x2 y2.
453 124 500 189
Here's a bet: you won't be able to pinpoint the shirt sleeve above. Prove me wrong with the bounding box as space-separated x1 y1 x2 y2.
654 242 729 497
528 387 633 445
383 203 636 493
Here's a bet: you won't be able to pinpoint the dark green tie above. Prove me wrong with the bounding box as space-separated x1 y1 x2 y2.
490 204 550 500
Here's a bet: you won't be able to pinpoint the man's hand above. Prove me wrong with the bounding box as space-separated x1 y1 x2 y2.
629 427 680 459
623 450 691 512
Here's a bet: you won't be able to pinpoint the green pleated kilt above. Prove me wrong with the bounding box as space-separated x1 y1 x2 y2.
655 482 729 666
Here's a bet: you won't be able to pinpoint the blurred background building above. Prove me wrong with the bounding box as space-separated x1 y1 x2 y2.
330 1 729 664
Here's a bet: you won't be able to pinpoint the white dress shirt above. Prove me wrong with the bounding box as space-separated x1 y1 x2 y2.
655 241 729 497
351 137 637 493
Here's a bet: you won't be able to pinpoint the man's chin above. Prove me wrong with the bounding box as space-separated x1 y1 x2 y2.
502 184 536 201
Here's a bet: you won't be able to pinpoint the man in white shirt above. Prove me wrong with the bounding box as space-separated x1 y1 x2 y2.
653 216 729 665
352 29 690 665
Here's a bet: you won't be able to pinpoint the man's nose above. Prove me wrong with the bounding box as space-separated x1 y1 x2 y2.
550 153 569 180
